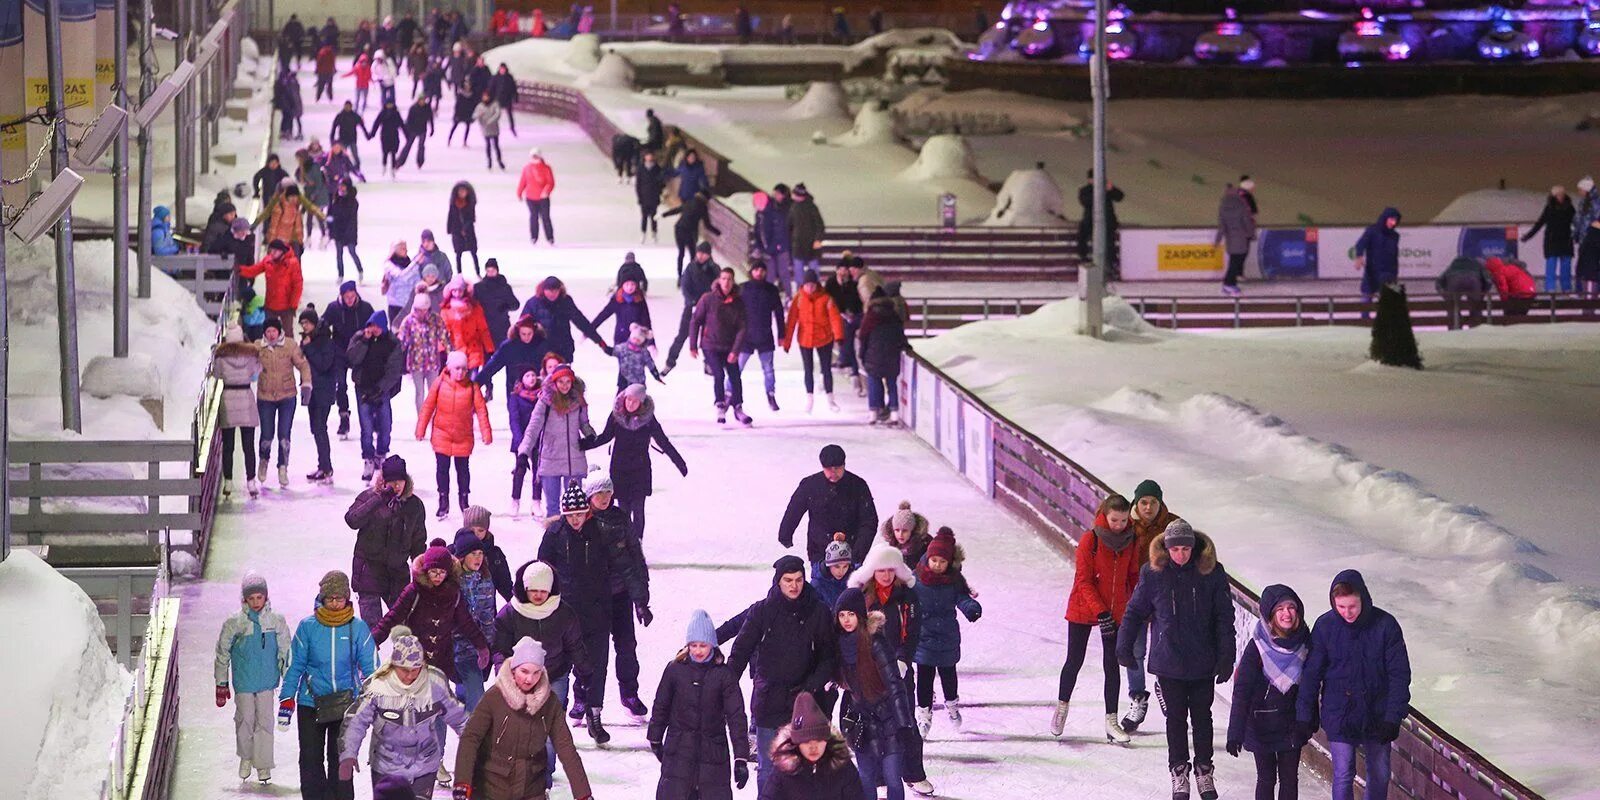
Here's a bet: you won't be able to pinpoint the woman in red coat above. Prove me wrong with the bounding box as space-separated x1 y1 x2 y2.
1485 256 1537 316
417 350 492 518
1053 493 1140 744
440 276 496 368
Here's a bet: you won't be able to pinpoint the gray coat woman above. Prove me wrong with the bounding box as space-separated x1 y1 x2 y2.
216 336 263 428
1216 186 1257 256
338 631 469 795
517 364 593 518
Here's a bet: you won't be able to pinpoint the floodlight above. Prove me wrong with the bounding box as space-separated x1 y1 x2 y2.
74 104 128 164
10 168 85 244
133 61 195 129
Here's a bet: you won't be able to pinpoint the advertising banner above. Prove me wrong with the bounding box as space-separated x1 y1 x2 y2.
1316 224 1498 279
1257 228 1317 279
914 361 937 445
94 0 115 112
22 0 96 174
1119 228 1227 280
0 0 24 206
960 403 993 495
937 382 963 470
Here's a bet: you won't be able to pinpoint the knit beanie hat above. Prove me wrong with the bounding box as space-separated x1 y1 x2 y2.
773 554 806 582
823 533 853 566
373 774 416 800
1132 479 1164 505
319 570 351 601
520 561 555 594
628 322 650 342
891 500 917 532
1163 518 1196 548
801 269 820 286
298 306 319 327
264 316 283 333
926 527 956 562
421 538 454 574
462 505 491 530
445 350 468 370
547 363 575 385
240 570 269 600
419 228 436 242
695 241 713 255
540 275 562 292
789 692 831 743
506 636 547 670
818 444 846 468
560 483 590 514
421 263 440 280
267 238 289 253
388 626 426 669
621 383 648 403
685 609 717 646
411 292 432 311
484 257 499 272
230 217 251 234
450 528 486 558
381 453 407 482
582 468 613 498
834 585 869 619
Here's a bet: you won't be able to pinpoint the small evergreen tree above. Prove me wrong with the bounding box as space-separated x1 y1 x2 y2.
1369 283 1424 369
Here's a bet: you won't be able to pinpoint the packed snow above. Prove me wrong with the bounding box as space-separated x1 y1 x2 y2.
916 297 1600 797
577 52 637 90
984 167 1070 227
899 134 979 181
0 550 134 800
821 100 898 148
781 81 851 121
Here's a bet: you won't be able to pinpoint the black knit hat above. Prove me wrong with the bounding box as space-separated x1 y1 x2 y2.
298 306 319 327
380 454 407 482
450 527 486 558
789 692 831 743
695 241 713 255
773 554 806 582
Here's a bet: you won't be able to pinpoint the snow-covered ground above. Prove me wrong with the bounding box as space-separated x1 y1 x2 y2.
917 298 1600 797
167 67 1325 799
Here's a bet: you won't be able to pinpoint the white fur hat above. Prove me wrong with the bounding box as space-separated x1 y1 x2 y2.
847 541 916 589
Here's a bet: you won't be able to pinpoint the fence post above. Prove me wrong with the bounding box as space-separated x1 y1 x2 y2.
1327 297 1334 325
1169 298 1177 329
1232 297 1241 329
982 298 989 320
922 298 930 337
1294 297 1303 327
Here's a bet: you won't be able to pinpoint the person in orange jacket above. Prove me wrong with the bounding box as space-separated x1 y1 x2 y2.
439 276 496 369
238 240 304 334
516 147 557 245
416 350 492 519
1053 493 1140 745
343 52 373 112
781 269 845 412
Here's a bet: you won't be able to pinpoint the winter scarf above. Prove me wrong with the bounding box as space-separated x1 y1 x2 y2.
494 658 552 715
509 596 561 620
915 563 955 587
1253 620 1309 694
375 664 434 700
316 604 355 627
1094 522 1136 553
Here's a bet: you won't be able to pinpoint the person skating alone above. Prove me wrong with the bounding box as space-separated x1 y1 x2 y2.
255 317 312 489
1522 186 1575 293
415 350 492 517
647 609 751 800
215 325 263 499
811 536 853 612
663 188 722 282
277 571 378 800
396 294 450 413
1225 584 1312 800
446 181 481 276
1216 177 1257 297
636 150 667 243
740 259 786 411
347 310 405 479
782 269 844 413
447 83 476 146
449 529 502 711
489 63 519 136
826 259 863 390
832 586 917 800
474 259 520 347
911 528 981 738
789 183 827 283
881 501 931 568
215 571 292 784
331 100 371 169
516 148 557 245
858 283 909 425
757 183 796 299
521 275 610 364
517 362 594 520
780 444 877 580
239 238 306 334
337 627 469 795
346 454 427 629
453 637 594 800
1354 208 1402 305
582 383 687 542
326 178 364 282
1054 494 1139 745
474 93 506 171
591 270 653 347
369 100 405 177
664 242 719 373
688 267 752 425
1117 520 1236 800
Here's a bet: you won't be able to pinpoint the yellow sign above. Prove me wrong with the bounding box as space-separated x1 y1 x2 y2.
26 78 48 109
1156 243 1225 271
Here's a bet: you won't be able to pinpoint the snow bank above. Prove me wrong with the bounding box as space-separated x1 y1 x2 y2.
782 81 850 121
82 353 164 400
0 551 133 800
1431 188 1547 223
894 88 1081 134
823 101 897 147
849 27 970 61
900 134 979 181
984 167 1069 227
565 34 603 72
579 52 636 90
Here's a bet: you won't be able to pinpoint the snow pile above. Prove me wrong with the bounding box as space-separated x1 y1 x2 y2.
565 33 603 72
580 52 637 90
824 101 897 147
0 551 133 800
782 81 850 121
1431 188 1547 223
984 167 1069 227
894 88 1079 135
81 353 164 400
849 27 970 66
900 134 979 181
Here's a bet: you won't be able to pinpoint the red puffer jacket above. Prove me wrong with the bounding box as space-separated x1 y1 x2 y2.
439 298 496 368
1065 512 1142 625
416 374 492 457
1485 257 1536 300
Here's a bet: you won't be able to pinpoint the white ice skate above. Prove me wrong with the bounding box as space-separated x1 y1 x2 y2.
277 465 289 489
916 707 933 738
946 699 963 730
257 769 271 784
908 778 935 796
826 393 840 412
805 394 815 413
1050 700 1069 737
510 498 521 519
239 759 251 780
1105 713 1131 745
246 479 261 499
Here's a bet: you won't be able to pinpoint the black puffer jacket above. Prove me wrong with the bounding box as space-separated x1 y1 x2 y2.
858 290 908 378
740 278 785 354
836 612 916 760
583 394 687 500
636 163 667 208
321 293 375 365
689 282 747 354
344 478 428 595
1117 532 1236 682
491 560 594 682
758 728 863 800
472 273 519 347
778 470 878 565
537 513 650 632
648 648 751 800
724 582 837 729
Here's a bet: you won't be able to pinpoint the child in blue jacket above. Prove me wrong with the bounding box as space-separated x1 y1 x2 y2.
911 528 981 737
214 571 292 783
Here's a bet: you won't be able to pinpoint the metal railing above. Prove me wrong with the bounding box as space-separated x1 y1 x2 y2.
1131 292 1600 330
151 254 234 319
899 349 1546 800
905 296 1054 337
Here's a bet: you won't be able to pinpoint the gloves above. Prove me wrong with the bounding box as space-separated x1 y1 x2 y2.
1116 652 1136 669
215 685 231 707
482 382 494 401
601 343 615 357
337 757 358 781
726 352 738 364
477 646 492 671
1096 611 1116 638
734 759 749 789
300 385 312 406
1293 720 1317 746
676 461 688 477
277 698 295 728
1376 720 1402 743
1215 670 1231 685
649 740 663 762
452 784 472 800
1225 739 1242 758
636 605 654 627
963 606 981 623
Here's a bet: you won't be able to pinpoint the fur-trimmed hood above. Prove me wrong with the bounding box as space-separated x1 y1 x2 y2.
611 392 656 431
768 725 854 776
1147 530 1219 575
879 509 930 552
493 659 553 716
215 341 260 359
541 374 587 414
409 551 463 588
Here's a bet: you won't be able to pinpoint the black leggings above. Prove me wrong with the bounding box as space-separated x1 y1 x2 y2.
484 135 504 168
511 453 535 501
456 248 480 277
799 344 834 393
435 452 470 496
1253 749 1301 800
1058 621 1120 713
222 426 258 481
640 203 658 234
617 492 647 540
674 229 695 278
335 242 363 279
1158 675 1215 768
915 664 958 707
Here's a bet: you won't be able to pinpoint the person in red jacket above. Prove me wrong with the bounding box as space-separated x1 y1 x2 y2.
1485 256 1537 316
416 350 492 519
238 239 304 334
1053 493 1140 745
313 43 337 102
343 52 373 113
516 147 557 245
439 276 496 369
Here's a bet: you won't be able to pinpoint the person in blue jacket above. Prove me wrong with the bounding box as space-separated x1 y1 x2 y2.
672 148 710 205
214 571 292 784
277 570 379 800
1226 584 1312 800
1355 207 1402 303
520 276 611 364
151 205 181 255
910 528 981 739
475 314 549 416
1296 570 1411 800
1117 519 1235 800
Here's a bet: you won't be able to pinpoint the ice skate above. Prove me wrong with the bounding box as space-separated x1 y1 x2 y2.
734 405 753 426
805 394 815 413
946 699 963 730
222 479 234 499
361 457 375 481
1050 700 1069 737
436 764 452 786
1171 763 1192 799
305 467 322 480
1105 713 1131 744
716 402 727 424
767 392 779 411
621 695 648 722
851 373 865 397
826 393 840 412
246 478 261 499
569 696 587 721
337 411 351 439
436 493 449 519
277 465 289 488
316 469 334 486
908 778 935 796
510 498 521 518
256 769 271 784
239 759 251 780
1194 763 1217 800
586 707 611 745
1121 691 1149 733
916 707 933 738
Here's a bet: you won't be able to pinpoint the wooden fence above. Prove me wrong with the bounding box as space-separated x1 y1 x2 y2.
152 254 233 320
899 350 1546 800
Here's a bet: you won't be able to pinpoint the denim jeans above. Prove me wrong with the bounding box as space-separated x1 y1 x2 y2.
707 349 743 407
755 725 779 792
738 349 777 396
764 250 795 297
838 313 861 373
865 372 898 411
356 400 392 461
453 661 486 711
856 749 905 800
1125 621 1148 698
1546 255 1573 293
540 474 581 518
1330 741 1391 800
257 397 296 463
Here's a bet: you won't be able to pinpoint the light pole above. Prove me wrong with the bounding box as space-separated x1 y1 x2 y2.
46 0 84 431
113 0 130 357
1079 0 1109 339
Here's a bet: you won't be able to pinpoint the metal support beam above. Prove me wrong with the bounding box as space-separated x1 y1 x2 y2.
46 0 84 431
1 214 11 563
136 0 153 299
113 0 130 357
1079 0 1109 339
172 0 187 232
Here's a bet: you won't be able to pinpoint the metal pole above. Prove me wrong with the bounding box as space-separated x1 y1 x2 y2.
172 0 187 232
136 0 153 299
1 214 10 562
113 0 130 357
196 0 209 172
46 0 84 431
1079 0 1108 339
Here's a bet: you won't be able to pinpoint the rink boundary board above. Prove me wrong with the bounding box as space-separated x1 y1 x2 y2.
899 350 1547 800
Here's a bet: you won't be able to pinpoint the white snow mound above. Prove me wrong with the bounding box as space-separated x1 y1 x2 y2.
580 52 637 90
1432 188 1546 224
825 101 897 147
565 34 603 72
82 353 163 400
0 551 133 800
985 168 1069 227
900 134 978 181
783 82 850 121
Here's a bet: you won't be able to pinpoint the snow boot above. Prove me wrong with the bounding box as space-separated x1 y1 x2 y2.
1121 691 1150 733
436 764 452 786
916 707 933 738
1050 701 1069 737
805 393 815 413
510 498 521 519
716 402 728 424
947 698 963 729
621 695 648 721
337 411 350 439
1105 713 1131 745
1194 763 1217 800
767 392 779 412
586 707 611 745
239 759 252 780
278 465 289 489
569 695 587 721
360 457 375 481
246 478 261 499
908 778 935 796
256 769 270 784
733 405 753 426
1171 763 1192 800
437 493 449 519
826 392 840 412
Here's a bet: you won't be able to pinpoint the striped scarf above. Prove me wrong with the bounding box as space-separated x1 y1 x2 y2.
1253 620 1308 695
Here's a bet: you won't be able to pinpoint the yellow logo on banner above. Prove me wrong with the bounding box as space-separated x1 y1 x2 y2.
1156 243 1224 271
27 78 49 108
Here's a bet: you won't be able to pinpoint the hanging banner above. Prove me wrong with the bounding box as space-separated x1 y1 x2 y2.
1257 228 1318 279
0 0 24 206
22 0 96 176
94 0 115 110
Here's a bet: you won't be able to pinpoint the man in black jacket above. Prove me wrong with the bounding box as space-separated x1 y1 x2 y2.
321 280 375 440
538 482 651 745
346 310 404 480
779 444 877 580
718 555 836 793
739 259 785 412
664 242 719 373
473 259 520 347
395 96 434 171
635 151 666 244
330 101 370 171
581 471 655 724
489 63 519 137
343 454 427 628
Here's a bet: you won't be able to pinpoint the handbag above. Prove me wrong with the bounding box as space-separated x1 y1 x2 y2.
313 621 360 724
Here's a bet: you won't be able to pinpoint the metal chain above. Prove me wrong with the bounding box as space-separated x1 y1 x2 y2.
0 121 59 187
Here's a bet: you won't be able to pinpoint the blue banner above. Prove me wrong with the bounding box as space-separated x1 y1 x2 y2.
1458 226 1518 261
23 0 94 22
0 0 21 47
1258 228 1319 279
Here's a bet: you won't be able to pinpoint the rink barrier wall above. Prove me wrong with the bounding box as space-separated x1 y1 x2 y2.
898 350 1547 800
1130 292 1600 330
100 596 181 800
